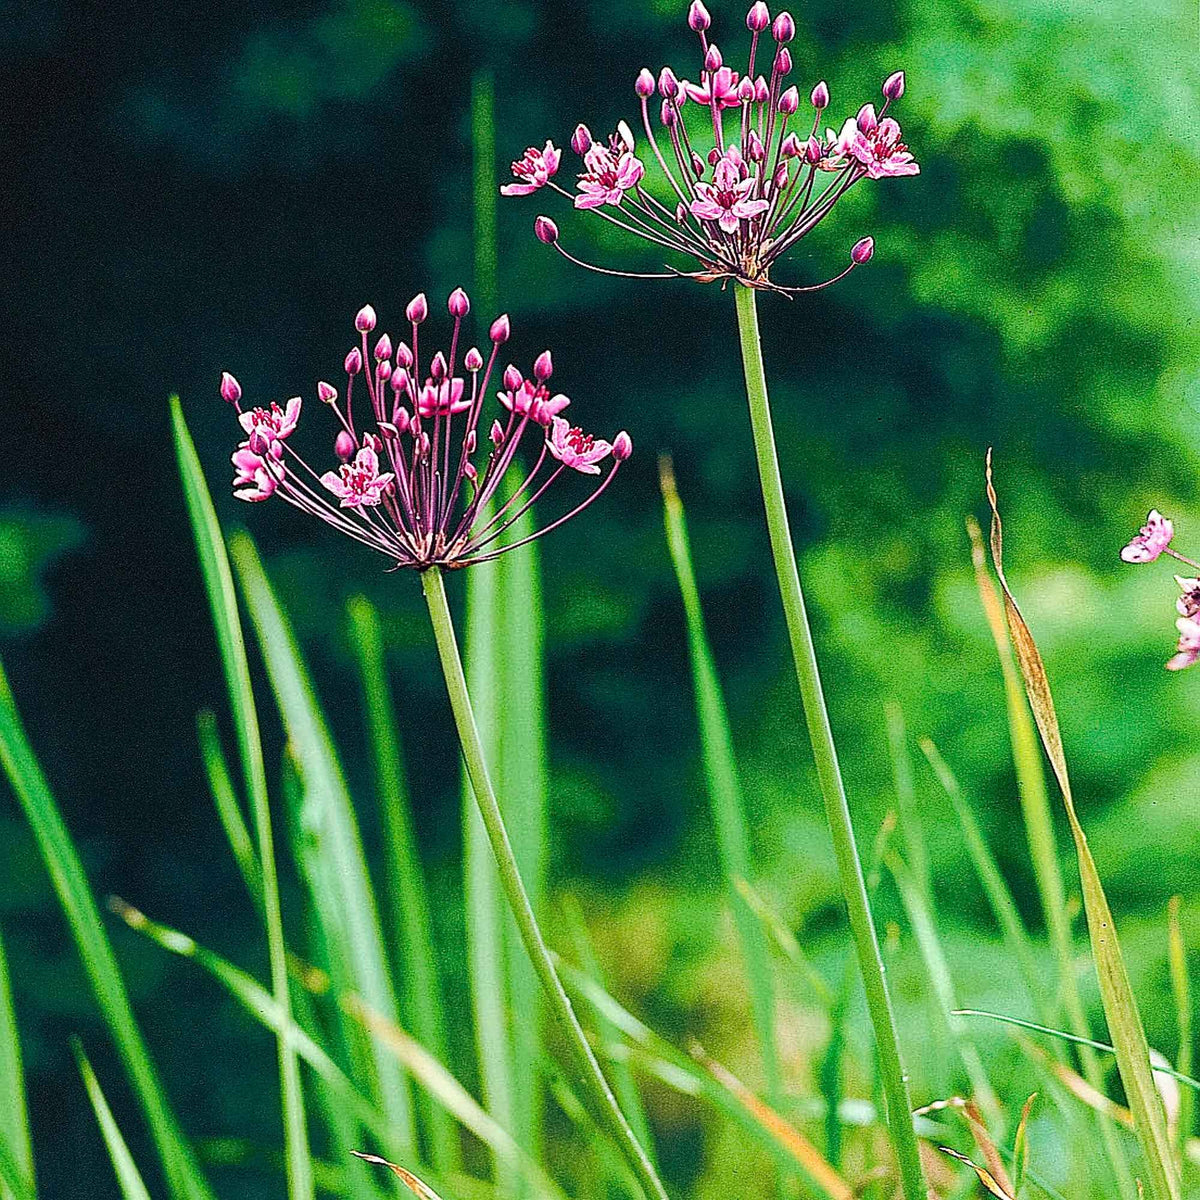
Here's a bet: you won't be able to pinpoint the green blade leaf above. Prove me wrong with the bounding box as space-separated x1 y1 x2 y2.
0 921 33 1200
73 1041 153 1200
0 660 213 1200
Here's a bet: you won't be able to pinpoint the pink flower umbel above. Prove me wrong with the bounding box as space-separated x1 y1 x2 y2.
501 2 918 291
221 294 631 569
1119 509 1200 671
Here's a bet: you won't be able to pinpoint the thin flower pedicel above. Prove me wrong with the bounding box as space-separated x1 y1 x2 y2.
501 1 918 291
221 293 630 569
1120 509 1200 670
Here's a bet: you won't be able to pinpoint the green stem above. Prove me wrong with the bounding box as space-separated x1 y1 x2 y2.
733 283 926 1200
421 567 669 1200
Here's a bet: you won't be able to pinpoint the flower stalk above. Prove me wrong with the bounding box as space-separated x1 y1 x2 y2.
421 565 669 1200
733 282 926 1200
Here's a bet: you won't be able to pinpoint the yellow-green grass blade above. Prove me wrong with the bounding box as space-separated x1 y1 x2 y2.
660 459 781 1106
170 398 314 1200
985 455 1179 1200
73 1041 152 1200
0 661 213 1200
1168 897 1193 1168
347 595 459 1175
195 708 262 909
0 922 33 1200
228 529 415 1153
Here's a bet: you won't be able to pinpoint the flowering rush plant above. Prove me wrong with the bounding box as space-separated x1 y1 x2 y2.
500 0 918 291
220 290 631 569
1121 509 1200 670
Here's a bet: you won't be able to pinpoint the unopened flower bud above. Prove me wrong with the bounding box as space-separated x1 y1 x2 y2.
377 360 392 382
882 70 905 101
704 43 723 72
675 200 688 222
465 346 484 371
490 419 505 445
747 0 770 31
393 367 411 394
378 421 399 440
693 152 707 177
571 125 592 157
805 135 822 163
746 129 765 161
430 351 447 381
612 431 633 460
417 432 430 457
503 364 523 391
661 99 677 126
707 146 722 167
811 80 829 109
774 47 792 75
636 68 655 97
248 431 269 456
617 120 636 152
534 350 553 382
396 342 413 368
857 102 878 134
465 430 477 454
658 67 679 98
355 304 377 332
778 85 799 114
534 215 559 244
688 0 711 31
737 76 756 102
781 131 801 157
490 314 511 343
220 371 242 404
851 235 875 264
771 10 794 40
374 333 392 361
317 380 338 403
335 430 356 461
755 74 770 103
448 287 470 317
463 460 478 482
394 407 411 432
773 162 789 188
345 347 363 375
405 292 428 324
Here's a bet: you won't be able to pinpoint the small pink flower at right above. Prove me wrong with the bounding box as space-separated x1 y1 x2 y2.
1120 508 1200 670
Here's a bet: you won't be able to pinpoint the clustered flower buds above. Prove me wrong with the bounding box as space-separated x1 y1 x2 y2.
222 294 631 569
499 1 917 291
1120 509 1200 670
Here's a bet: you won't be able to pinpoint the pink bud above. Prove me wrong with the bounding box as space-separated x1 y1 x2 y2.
355 304 377 332
692 152 706 177
220 371 242 404
636 68 655 97
490 314 511 343
378 421 399 439
737 76 756 102
746 129 765 161
465 430 477 454
405 292 428 324
345 347 363 376
771 10 794 40
377 360 392 382
661 99 677 126
490 419 505 445
851 236 875 264
857 103 878 134
688 0 711 30
534 215 559 244
448 287 470 317
317 380 338 403
755 74 770 103
503 364 523 391
393 367 411 394
394 407 411 432
675 201 688 222
571 123 593 154
658 67 679 98
396 342 413 368
747 1 770 31
778 85 799 115
707 146 721 167
882 70 905 101
430 351 447 381
617 120 636 152
534 350 553 382
805 135 822 163
335 431 356 462
704 43 723 72
773 162 789 188
374 333 392 361
463 460 478 482
248 431 269 455
612 431 633 461
810 80 829 109
465 346 484 371
781 131 801 157
774 47 792 75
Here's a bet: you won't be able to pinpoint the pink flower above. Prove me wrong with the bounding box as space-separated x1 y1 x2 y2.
690 152 770 233
575 142 645 209
547 416 613 474
500 141 561 196
1167 616 1200 671
1177 576 1200 618
320 445 394 508
500 376 571 425
238 396 301 444
847 116 920 179
416 377 470 417
231 445 279 502
1121 510 1174 563
681 65 741 108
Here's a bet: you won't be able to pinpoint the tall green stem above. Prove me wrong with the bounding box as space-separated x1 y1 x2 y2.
421 567 669 1200
733 283 926 1200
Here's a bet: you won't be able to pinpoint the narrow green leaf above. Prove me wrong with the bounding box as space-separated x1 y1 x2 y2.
0 1143 33 1200
73 1041 153 1200
1012 1093 1037 1197
0 661 213 1200
347 595 459 1174
986 453 1179 1200
170 397 313 1200
884 703 932 908
1168 896 1194 1164
0 921 33 1200
227 528 414 1152
660 458 780 1106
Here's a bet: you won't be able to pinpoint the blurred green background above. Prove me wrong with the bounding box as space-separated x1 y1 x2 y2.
2 0 1198 1194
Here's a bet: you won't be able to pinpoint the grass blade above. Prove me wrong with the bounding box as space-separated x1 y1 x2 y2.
1012 1093 1036 1197
660 458 781 1105
0 922 33 1200
986 452 1179 1200
346 595 459 1175
0 660 213 1200
885 703 932 908
73 1041 153 1200
227 529 415 1153
170 397 313 1200
353 1153 445 1200
1168 896 1193 1164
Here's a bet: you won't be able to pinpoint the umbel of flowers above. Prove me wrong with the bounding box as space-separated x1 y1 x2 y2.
501 0 918 290
1121 509 1200 670
221 291 631 569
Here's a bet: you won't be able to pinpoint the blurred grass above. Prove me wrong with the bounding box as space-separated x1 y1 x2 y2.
0 922 32 1200
74 1041 153 1200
